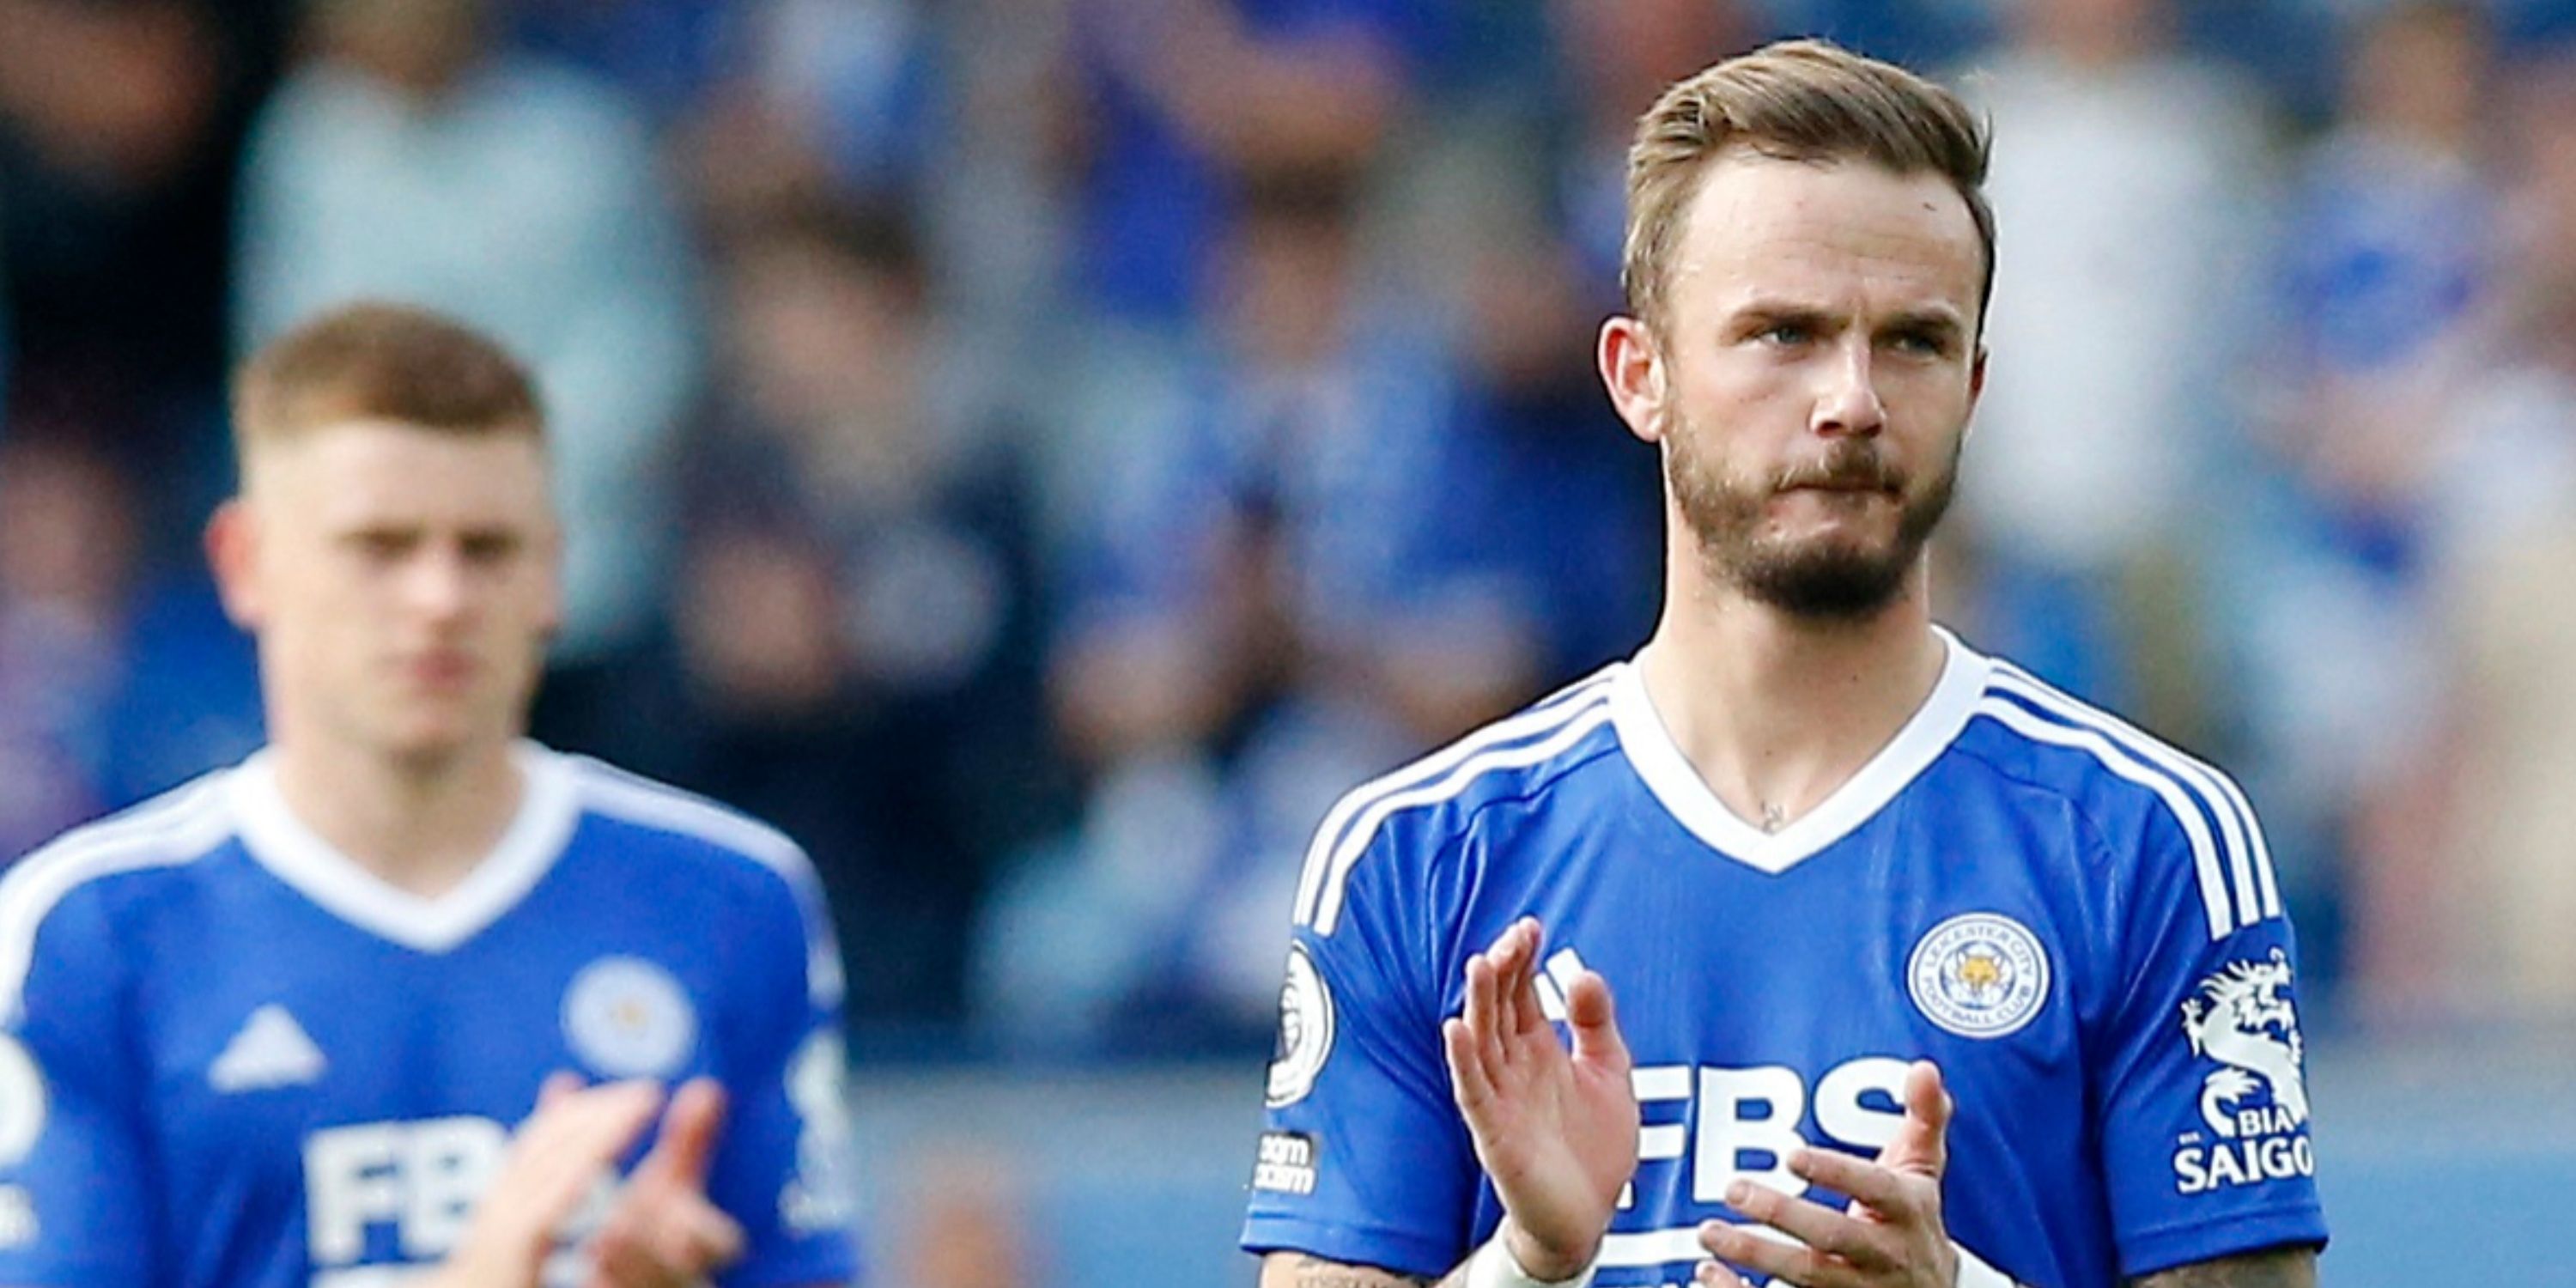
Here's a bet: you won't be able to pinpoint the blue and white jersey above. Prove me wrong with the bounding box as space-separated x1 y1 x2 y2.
0 744 859 1288
1243 630 2327 1286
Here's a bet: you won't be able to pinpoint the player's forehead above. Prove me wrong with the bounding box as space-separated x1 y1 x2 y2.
252 419 551 531
1664 150 1983 328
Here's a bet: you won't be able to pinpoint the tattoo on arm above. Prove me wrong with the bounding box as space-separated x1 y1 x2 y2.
2130 1245 2318 1288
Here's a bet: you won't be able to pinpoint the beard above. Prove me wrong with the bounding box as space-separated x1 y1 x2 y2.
1664 408 1959 621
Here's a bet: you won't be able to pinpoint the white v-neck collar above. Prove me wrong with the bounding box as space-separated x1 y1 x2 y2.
228 742 581 953
1609 626 1990 874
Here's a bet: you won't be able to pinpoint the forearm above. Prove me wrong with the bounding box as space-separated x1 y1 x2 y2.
2129 1244 2318 1288
1259 1251 1462 1288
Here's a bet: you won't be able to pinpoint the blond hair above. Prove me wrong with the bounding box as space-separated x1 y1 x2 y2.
233 301 544 458
1622 39 1994 328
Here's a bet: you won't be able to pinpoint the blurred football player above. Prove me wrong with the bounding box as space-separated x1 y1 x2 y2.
0 302 859 1288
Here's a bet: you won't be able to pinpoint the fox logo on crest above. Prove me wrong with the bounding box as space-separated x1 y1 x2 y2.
2178 948 2307 1138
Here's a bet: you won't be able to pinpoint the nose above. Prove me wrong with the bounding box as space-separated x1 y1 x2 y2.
1811 335 1886 438
401 547 475 623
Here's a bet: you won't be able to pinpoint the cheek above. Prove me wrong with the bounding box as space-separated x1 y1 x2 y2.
1884 363 1976 416
504 576 559 630
1674 349 1794 409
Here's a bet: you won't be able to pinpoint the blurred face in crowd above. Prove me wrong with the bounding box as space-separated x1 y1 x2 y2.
313 0 487 95
1601 151 1985 620
1554 0 1748 120
2015 0 2169 59
726 237 920 438
210 420 560 769
0 440 137 620
2352 3 2488 147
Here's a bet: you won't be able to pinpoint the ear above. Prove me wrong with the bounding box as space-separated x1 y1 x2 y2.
1597 314 1668 446
204 499 264 630
532 519 566 646
1965 343 1990 440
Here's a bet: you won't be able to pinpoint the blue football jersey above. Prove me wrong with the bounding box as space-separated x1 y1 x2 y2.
0 744 860 1288
1243 629 2327 1286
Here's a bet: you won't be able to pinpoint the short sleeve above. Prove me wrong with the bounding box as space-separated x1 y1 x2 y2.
2094 800 2329 1278
0 890 156 1287
709 851 860 1288
1241 821 1479 1278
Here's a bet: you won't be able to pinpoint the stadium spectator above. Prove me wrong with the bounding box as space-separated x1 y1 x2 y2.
671 197 1069 1047
979 166 1543 1052
2381 53 2576 1024
1953 0 2276 729
0 303 857 1286
0 435 137 860
1546 0 1755 301
0 0 293 507
2227 0 2505 1016
1063 0 1441 331
233 0 702 747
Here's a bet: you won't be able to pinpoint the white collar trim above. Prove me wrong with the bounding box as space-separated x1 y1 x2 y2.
228 742 580 952
1609 626 1990 874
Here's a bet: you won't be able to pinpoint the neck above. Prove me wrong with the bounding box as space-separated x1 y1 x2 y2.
1637 545 1947 833
270 736 526 898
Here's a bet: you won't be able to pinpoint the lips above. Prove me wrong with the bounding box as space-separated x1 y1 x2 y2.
402 652 478 687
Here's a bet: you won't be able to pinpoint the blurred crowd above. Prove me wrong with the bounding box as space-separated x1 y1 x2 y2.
3 0 2575 1061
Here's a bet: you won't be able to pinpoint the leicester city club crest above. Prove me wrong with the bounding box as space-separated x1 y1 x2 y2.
562 956 698 1080
1907 912 2049 1038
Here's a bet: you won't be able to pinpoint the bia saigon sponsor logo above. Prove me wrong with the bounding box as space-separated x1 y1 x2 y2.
2172 949 2314 1194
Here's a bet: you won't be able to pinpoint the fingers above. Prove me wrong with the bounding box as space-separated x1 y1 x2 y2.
1905 1060 1952 1178
1722 1174 1896 1271
637 1078 728 1191
477 1080 665 1255
1464 918 1548 1046
1693 1254 1753 1288
1697 1218 1868 1288
1443 1017 1495 1111
1563 969 1631 1076
599 1200 745 1280
589 1188 745 1286
1871 1060 1951 1182
1462 951 1509 1075
1787 1148 1921 1219
1499 920 1548 1040
1450 920 1558 1113
585 1078 742 1286
538 1070 585 1111
519 1081 662 1183
664 1202 745 1268
1485 916 1540 981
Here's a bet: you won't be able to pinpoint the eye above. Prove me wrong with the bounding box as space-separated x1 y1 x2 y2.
1759 323 1814 347
1888 329 1952 358
346 531 414 561
460 533 521 565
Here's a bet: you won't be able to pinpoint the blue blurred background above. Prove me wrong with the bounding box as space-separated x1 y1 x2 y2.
1 0 2572 1281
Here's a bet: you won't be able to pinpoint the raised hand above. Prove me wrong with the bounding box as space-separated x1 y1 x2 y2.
1442 917 1641 1282
428 1075 664 1288
1696 1060 1958 1288
584 1076 748 1288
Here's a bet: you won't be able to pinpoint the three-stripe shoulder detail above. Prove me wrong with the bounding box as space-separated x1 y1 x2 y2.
568 758 845 1006
0 779 236 1019
1971 664 2281 940
1293 674 1618 937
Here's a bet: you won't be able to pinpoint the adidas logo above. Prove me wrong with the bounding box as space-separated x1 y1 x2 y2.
209 1004 327 1093
1532 945 1592 1023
